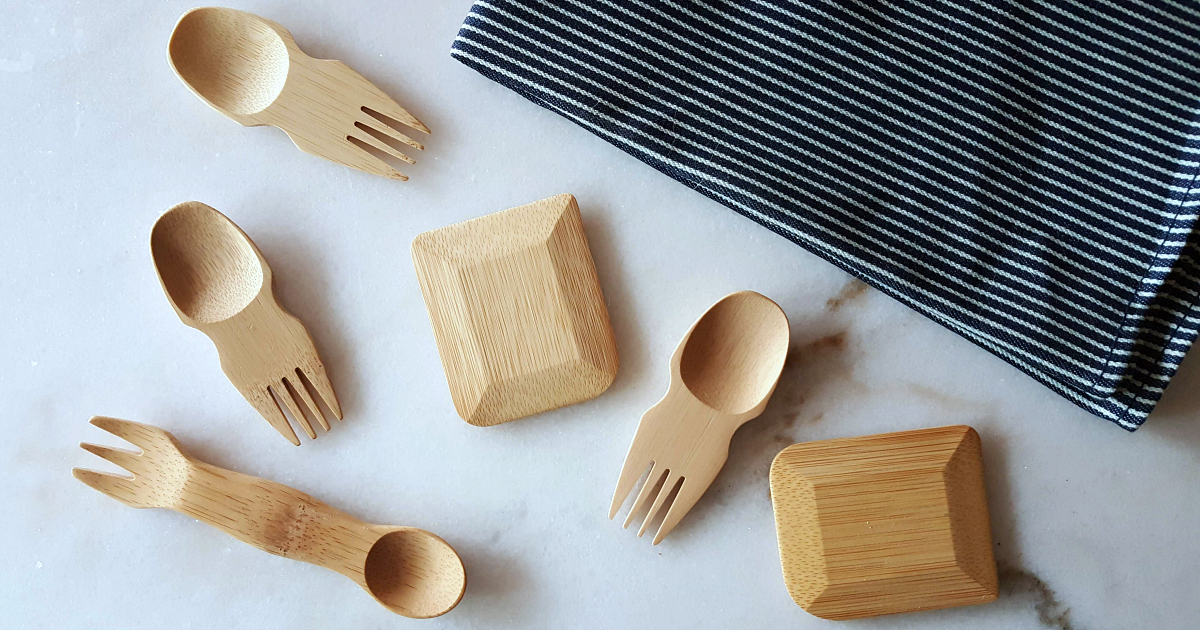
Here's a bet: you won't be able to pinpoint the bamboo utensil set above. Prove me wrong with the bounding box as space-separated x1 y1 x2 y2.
75 6 1000 622
79 7 447 617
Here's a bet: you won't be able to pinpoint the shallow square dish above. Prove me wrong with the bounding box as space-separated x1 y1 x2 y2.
411 194 618 426
769 425 997 620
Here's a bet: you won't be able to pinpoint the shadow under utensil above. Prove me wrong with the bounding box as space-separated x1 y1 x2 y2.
449 539 532 625
975 424 1020 573
1143 348 1200 449
248 216 361 432
664 324 857 541
580 207 647 402
976 426 1077 629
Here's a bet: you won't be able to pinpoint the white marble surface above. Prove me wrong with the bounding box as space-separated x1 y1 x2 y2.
3 2 1199 628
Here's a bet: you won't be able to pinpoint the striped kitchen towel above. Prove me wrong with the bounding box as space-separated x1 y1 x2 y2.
451 0 1200 430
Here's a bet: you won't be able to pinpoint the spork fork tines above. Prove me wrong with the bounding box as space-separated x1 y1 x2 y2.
73 417 192 510
607 394 728 546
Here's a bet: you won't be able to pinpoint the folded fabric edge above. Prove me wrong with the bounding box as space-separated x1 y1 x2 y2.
449 46 1200 432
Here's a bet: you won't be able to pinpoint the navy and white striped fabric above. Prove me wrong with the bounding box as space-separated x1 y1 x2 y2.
451 0 1200 430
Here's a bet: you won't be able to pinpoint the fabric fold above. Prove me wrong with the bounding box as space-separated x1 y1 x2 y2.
452 0 1200 430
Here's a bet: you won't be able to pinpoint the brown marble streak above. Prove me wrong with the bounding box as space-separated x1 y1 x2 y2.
999 562 1076 630
826 278 870 310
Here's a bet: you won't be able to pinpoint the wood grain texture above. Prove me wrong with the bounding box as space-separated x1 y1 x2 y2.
411 193 618 427
73 417 466 619
769 425 998 620
168 7 429 181
610 291 789 543
151 201 341 445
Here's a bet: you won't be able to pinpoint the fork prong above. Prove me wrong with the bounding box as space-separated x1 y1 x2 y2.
349 129 416 165
610 457 650 519
363 103 430 136
653 478 703 545
89 416 165 451
274 380 316 440
343 143 409 181
246 387 300 446
73 468 141 506
289 371 330 432
638 472 682 537
356 119 422 151
80 443 144 475
301 365 343 421
623 464 668 529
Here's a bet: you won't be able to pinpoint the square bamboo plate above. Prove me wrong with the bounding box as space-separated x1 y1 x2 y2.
769 425 998 620
411 194 618 426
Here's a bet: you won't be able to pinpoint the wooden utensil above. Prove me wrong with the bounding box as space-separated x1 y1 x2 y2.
151 201 342 445
769 425 998 620
610 291 789 544
411 193 619 426
168 7 429 181
73 417 465 618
